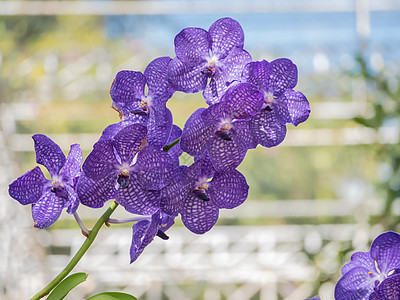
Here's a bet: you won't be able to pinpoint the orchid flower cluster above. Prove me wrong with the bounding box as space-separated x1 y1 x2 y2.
9 17 310 261
29 18 400 300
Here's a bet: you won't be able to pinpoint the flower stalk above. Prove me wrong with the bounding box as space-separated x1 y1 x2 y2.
31 201 119 300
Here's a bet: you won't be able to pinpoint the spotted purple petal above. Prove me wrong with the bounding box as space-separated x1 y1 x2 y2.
200 102 224 125
64 184 79 214
160 166 189 215
370 231 400 275
371 274 400 300
208 17 245 59
112 124 147 163
174 27 211 64
123 112 149 127
9 166 49 205
110 70 146 116
250 109 287 148
206 135 246 172
283 90 311 126
267 58 298 97
99 122 123 142
272 98 291 125
181 193 219 234
82 140 118 180
130 219 153 263
203 48 252 105
33 134 66 177
145 56 175 101
167 57 208 93
181 108 214 156
32 189 65 229
208 170 249 209
77 173 116 208
184 158 215 183
230 120 257 150
369 292 381 300
222 83 263 119
147 106 173 149
60 144 82 184
117 174 160 215
341 251 377 276
130 212 164 264
242 60 270 90
334 267 376 300
133 146 174 190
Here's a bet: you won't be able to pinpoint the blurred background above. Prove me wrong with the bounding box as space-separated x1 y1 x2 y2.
1 0 400 299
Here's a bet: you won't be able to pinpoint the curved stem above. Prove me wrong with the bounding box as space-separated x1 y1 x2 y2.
31 201 119 300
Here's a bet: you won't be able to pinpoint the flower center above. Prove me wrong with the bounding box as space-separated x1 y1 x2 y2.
50 177 67 198
201 56 219 76
215 118 232 141
131 96 152 116
263 91 276 107
117 164 131 188
193 178 210 201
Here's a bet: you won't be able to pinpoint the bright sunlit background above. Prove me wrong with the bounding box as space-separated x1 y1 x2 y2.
1 0 400 299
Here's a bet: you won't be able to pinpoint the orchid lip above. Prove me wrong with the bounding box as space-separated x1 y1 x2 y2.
131 109 148 117
50 186 68 198
117 174 129 188
193 190 210 201
156 230 169 240
215 131 232 141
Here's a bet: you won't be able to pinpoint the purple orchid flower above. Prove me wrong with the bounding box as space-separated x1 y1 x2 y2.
130 210 176 263
9 134 82 229
335 231 400 300
168 17 252 105
159 165 190 216
110 56 175 148
171 158 249 234
369 273 400 300
242 59 310 147
77 124 174 215
180 83 262 171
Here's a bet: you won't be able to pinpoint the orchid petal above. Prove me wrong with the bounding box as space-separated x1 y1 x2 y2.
174 27 211 64
112 124 147 163
33 134 66 176
209 17 245 59
167 57 208 93
9 166 48 205
181 194 219 234
110 70 146 115
77 173 116 208
32 189 65 229
209 170 249 209
117 174 160 215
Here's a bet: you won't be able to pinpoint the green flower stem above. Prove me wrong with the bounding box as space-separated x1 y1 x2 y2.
163 137 180 152
31 201 119 300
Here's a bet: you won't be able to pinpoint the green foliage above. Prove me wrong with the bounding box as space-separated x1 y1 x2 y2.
86 292 137 300
352 55 400 226
47 272 88 300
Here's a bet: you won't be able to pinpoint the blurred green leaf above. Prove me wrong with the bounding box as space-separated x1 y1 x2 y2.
353 104 385 128
47 272 88 300
87 292 137 300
